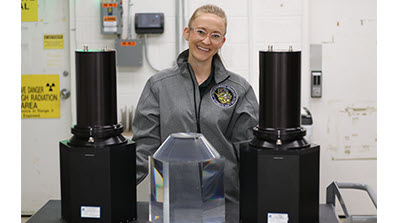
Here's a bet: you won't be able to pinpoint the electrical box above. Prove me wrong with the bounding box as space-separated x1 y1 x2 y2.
311 71 322 98
100 1 122 35
310 44 322 98
115 39 143 67
135 13 164 34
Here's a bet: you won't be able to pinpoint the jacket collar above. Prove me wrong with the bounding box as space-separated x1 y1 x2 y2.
177 49 230 84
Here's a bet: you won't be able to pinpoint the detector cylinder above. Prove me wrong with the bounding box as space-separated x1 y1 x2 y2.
75 49 117 127
259 51 301 129
252 49 308 148
69 48 125 147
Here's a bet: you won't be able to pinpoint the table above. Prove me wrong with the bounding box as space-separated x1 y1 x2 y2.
26 200 343 223
26 200 149 223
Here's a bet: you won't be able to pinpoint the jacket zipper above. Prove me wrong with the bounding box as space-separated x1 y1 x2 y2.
187 63 230 133
197 100 202 133
197 98 203 133
187 64 201 133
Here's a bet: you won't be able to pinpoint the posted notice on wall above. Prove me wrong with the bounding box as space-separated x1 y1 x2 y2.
21 75 60 119
44 35 64 49
21 0 38 22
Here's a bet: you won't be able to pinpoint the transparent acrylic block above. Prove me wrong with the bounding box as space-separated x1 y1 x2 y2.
149 133 225 223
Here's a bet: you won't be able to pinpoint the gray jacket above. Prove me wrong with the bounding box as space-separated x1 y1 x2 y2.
132 49 259 205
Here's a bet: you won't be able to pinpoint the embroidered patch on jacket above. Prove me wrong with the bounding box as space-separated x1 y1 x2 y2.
210 85 238 108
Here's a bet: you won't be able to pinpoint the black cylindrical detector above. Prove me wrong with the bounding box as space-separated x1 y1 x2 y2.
69 48 125 147
251 49 307 147
75 50 117 127
259 51 301 130
240 49 318 223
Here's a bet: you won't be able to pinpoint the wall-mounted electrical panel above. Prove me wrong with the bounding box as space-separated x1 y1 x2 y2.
115 39 143 67
310 44 322 98
135 13 164 34
100 1 122 35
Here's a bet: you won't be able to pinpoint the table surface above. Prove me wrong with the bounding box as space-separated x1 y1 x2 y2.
26 200 343 223
26 200 150 223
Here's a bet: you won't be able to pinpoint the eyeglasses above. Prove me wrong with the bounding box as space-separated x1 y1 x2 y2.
189 27 225 43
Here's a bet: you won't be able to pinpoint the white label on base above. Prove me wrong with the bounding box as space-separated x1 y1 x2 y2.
267 213 289 223
81 206 101 218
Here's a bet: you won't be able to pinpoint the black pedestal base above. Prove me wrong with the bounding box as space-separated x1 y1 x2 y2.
240 142 320 223
59 140 136 223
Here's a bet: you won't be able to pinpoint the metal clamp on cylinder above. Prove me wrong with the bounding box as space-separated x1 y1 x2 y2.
253 126 307 142
71 124 124 138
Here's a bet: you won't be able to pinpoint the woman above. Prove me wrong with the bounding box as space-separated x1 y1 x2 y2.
132 4 258 209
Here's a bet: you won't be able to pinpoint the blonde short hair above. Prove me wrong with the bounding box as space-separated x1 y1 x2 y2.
188 4 227 35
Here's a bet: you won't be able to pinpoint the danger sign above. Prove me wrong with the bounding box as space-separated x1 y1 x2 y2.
21 0 38 22
21 75 60 118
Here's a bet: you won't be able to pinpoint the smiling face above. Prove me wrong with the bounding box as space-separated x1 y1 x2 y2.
184 12 226 65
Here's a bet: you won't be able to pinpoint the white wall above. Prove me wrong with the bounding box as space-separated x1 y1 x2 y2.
65 0 376 215
309 0 377 215
21 0 72 214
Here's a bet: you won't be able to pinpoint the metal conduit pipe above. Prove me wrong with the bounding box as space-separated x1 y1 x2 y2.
175 0 180 59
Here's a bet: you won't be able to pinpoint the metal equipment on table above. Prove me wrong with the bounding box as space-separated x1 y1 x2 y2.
59 46 136 223
240 47 320 223
320 182 377 223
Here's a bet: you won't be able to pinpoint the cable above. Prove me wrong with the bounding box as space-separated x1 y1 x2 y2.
127 0 134 39
143 34 161 72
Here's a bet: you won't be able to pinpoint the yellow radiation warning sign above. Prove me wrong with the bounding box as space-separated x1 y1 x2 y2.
21 75 60 119
44 35 64 49
21 0 38 22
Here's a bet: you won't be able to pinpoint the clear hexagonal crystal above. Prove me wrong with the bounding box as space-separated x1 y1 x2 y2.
149 133 225 223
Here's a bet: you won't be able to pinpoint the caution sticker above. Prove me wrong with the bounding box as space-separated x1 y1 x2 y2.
104 16 117 22
21 0 38 22
21 75 60 119
103 16 117 27
121 41 137 46
44 35 64 49
102 3 118 8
